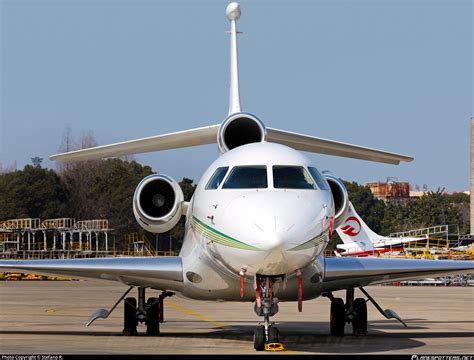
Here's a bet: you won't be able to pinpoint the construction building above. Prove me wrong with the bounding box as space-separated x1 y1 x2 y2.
366 178 410 202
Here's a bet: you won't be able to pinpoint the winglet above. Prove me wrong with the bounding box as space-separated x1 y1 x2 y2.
226 2 242 115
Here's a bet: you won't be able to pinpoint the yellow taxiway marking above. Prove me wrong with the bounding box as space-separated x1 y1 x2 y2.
164 300 227 328
45 308 65 316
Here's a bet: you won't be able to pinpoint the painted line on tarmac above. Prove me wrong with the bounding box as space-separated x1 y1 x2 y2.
164 300 227 328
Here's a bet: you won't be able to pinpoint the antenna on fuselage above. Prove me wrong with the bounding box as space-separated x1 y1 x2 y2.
226 2 242 115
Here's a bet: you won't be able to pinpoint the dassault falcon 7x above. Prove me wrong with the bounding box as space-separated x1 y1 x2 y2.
1 2 473 351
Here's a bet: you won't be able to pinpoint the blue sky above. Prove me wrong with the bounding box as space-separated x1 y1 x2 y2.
1 0 472 192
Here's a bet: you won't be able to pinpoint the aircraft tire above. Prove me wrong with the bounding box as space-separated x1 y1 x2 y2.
123 297 138 335
268 326 280 343
146 297 160 336
330 297 345 336
352 298 367 335
253 326 266 351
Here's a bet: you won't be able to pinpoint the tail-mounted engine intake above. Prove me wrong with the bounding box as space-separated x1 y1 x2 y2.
323 173 349 229
217 112 266 153
133 174 184 233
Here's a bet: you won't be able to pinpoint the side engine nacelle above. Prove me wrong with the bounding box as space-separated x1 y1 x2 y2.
217 112 266 153
133 174 184 233
323 173 350 229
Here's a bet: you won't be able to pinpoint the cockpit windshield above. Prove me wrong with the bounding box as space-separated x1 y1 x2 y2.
308 167 330 190
222 166 268 189
205 167 229 190
272 166 316 189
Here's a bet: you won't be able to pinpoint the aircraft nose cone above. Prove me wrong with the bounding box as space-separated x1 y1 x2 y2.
259 231 284 251
218 192 327 276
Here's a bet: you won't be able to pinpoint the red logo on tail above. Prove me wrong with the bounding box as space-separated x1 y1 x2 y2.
340 216 361 237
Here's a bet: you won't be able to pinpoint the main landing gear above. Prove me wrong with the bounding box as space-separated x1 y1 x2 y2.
253 275 281 351
123 287 174 336
327 288 368 336
325 287 407 337
86 286 173 336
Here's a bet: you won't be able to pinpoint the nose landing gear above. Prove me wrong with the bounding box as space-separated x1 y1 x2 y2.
253 276 281 351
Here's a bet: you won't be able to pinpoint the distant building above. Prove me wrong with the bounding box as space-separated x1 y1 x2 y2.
409 191 429 199
365 179 410 201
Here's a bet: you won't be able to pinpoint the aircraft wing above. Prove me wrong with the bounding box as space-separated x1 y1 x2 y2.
322 257 474 292
0 257 184 292
50 125 220 162
266 128 413 165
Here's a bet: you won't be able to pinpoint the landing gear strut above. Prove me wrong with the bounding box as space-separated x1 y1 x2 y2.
122 287 173 336
253 276 281 351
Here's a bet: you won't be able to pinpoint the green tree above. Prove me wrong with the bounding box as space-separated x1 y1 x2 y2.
60 159 153 243
31 157 43 168
0 165 68 219
380 190 468 235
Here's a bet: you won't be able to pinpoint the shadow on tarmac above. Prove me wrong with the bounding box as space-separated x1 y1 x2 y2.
1 318 472 353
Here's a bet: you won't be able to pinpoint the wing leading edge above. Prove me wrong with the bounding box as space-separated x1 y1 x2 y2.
266 128 413 165
49 125 220 162
322 257 474 292
0 257 184 292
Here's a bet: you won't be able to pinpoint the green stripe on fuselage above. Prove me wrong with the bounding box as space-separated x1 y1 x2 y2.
192 216 261 251
288 233 326 251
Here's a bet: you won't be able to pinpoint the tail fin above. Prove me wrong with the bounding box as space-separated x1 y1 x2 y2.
226 2 242 115
336 202 383 254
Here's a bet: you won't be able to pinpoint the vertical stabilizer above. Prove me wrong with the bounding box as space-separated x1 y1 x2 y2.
226 2 242 115
336 202 381 254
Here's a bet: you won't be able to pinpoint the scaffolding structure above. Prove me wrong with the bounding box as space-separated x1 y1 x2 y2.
126 233 176 257
0 218 110 259
385 225 473 260
0 218 178 260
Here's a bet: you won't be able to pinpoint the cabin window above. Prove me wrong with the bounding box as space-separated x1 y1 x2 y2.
222 166 268 189
205 167 229 189
308 167 330 190
272 166 316 189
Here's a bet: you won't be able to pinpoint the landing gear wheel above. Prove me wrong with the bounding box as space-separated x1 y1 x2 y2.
330 297 345 336
253 326 265 351
268 326 280 343
146 297 160 336
123 297 138 335
352 298 368 335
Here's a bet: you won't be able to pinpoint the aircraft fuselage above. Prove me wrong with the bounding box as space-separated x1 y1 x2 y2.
178 142 334 301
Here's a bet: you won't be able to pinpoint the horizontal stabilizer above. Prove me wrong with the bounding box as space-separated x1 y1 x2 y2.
266 128 413 165
50 125 219 162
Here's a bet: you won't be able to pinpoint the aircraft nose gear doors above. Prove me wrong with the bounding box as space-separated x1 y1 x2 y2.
253 275 281 351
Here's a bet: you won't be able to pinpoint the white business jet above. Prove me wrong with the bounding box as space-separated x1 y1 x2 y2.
1 2 473 351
